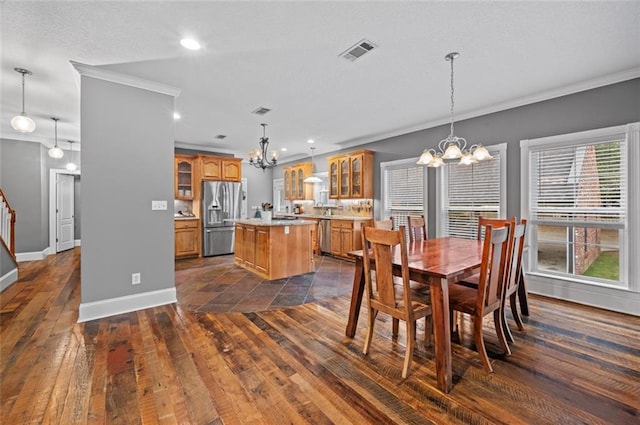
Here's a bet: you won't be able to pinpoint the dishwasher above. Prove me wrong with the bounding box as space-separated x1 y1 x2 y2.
318 219 332 253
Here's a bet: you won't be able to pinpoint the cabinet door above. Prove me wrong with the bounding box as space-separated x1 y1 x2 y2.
255 227 270 274
331 227 342 256
350 154 363 198
340 229 354 255
175 228 199 257
235 225 245 264
283 168 290 201
175 156 193 200
222 159 241 181
329 159 339 199
201 157 222 180
297 168 304 199
289 169 297 200
339 157 350 198
244 226 256 267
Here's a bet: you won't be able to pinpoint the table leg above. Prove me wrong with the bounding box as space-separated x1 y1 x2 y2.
345 257 365 338
518 272 529 316
430 277 453 393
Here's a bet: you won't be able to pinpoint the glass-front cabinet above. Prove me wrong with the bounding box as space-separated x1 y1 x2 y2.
175 155 194 200
282 163 314 201
289 168 296 199
327 150 374 200
283 168 291 201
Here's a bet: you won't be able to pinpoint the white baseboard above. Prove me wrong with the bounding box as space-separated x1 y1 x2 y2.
16 247 50 262
74 239 81 247
528 274 640 317
78 287 177 323
0 268 18 292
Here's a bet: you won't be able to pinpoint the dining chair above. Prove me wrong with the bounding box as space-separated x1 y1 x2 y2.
361 225 432 379
373 218 394 230
448 223 512 373
476 216 517 241
407 215 427 242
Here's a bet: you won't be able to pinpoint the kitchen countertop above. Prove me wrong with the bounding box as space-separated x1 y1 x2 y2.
235 218 318 227
174 216 198 220
274 213 372 221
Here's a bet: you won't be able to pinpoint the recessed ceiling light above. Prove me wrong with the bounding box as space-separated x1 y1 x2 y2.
173 112 181 120
307 139 315 144
281 147 287 152
180 38 201 50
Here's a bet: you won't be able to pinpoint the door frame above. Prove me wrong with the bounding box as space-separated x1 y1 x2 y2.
49 168 80 255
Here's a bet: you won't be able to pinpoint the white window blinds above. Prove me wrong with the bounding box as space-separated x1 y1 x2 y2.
382 160 426 234
442 146 503 239
529 139 626 226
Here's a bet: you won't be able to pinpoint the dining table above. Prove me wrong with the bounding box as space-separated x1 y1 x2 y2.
346 237 484 393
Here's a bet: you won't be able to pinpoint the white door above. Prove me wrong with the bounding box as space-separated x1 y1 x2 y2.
56 174 75 252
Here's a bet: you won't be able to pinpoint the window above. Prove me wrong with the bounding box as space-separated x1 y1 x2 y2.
381 158 427 238
437 144 506 239
521 123 639 296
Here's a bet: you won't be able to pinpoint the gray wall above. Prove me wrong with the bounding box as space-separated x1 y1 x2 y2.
80 76 175 303
0 139 81 252
274 78 640 236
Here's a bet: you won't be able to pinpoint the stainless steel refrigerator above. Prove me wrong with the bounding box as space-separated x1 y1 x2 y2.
201 181 243 256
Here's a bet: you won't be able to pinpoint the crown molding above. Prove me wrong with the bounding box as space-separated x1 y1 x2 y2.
70 61 181 97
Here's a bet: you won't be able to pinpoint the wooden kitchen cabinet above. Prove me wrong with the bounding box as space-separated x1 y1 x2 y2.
175 219 200 258
174 155 194 200
197 155 242 182
327 150 374 199
221 158 242 182
283 162 313 200
330 219 371 260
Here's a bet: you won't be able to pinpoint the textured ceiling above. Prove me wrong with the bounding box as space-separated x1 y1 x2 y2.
1 1 639 162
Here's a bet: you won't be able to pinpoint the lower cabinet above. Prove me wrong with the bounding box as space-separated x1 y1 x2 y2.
330 219 371 260
175 219 200 258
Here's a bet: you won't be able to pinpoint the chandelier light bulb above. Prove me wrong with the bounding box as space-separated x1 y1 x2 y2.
442 143 463 159
65 162 78 171
472 145 493 161
416 149 434 165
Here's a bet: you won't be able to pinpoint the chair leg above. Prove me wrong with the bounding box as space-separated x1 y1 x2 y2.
473 316 493 373
363 308 377 355
392 318 399 338
493 310 511 356
402 319 415 379
510 293 525 331
424 316 432 347
501 304 515 344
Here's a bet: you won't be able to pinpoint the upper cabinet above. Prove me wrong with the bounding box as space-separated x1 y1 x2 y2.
283 162 313 200
327 150 374 199
174 155 194 200
197 155 242 182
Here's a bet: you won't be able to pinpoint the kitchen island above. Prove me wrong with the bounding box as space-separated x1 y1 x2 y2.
234 219 316 280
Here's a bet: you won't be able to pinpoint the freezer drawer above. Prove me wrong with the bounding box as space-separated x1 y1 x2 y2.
203 226 235 256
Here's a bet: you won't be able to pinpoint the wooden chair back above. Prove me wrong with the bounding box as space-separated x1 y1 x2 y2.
373 218 394 230
476 224 512 316
477 216 516 241
504 220 527 300
407 215 427 242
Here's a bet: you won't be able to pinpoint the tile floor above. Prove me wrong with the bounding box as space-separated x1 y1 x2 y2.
175 254 356 313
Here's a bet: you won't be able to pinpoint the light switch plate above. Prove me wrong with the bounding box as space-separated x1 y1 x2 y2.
152 200 167 210
284 226 289 234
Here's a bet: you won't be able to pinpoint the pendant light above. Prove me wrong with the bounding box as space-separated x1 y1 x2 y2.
417 52 492 167
304 146 322 183
11 68 36 133
48 117 64 159
65 140 78 171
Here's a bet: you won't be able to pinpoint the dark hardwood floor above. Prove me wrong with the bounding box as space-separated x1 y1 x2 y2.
1 247 639 424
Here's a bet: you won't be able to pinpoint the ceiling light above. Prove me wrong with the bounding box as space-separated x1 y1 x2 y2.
65 140 78 171
48 117 64 159
248 123 278 171
304 147 323 183
180 38 201 50
281 147 287 152
307 139 314 144
173 112 181 120
417 52 492 167
11 68 36 133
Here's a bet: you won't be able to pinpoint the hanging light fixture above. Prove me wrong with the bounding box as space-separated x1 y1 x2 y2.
304 146 323 183
11 68 36 133
48 117 64 159
248 123 278 171
65 140 78 171
417 52 492 167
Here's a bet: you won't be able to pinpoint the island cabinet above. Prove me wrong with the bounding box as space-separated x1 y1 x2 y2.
197 155 242 182
283 162 313 200
175 219 200 258
330 219 371 260
235 220 315 280
327 150 374 199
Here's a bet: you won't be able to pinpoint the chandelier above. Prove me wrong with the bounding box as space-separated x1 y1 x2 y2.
417 52 492 167
248 123 278 171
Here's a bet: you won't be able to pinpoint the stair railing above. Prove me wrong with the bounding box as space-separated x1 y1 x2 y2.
0 188 16 260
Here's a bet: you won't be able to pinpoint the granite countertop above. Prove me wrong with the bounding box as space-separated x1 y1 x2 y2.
235 218 318 227
174 216 198 221
274 213 372 221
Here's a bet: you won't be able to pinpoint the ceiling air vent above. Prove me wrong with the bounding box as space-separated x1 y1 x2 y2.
214 134 227 140
252 107 271 115
340 39 377 61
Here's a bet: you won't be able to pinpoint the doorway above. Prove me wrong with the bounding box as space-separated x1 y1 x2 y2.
49 169 80 255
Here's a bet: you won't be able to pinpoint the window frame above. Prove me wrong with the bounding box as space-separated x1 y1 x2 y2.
380 157 428 235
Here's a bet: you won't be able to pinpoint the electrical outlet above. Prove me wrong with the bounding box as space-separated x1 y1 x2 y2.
132 273 141 285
